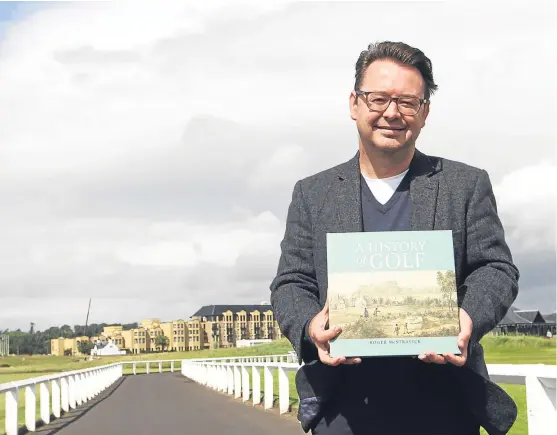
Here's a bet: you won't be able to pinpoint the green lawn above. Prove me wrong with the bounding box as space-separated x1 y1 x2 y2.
0 335 554 435
482 335 556 365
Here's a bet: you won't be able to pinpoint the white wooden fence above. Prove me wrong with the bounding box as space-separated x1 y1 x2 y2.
0 363 122 435
182 355 557 435
1 355 555 435
182 354 298 413
0 359 188 435
120 359 180 375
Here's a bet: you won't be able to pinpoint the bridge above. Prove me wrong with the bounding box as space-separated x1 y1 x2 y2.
1 354 555 435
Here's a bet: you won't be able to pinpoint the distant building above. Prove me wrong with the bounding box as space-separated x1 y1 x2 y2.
188 304 282 350
49 303 282 355
494 306 556 336
91 340 126 357
50 335 90 357
50 320 187 356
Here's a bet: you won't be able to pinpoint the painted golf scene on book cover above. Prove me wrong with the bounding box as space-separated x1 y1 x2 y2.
328 269 459 339
326 230 462 357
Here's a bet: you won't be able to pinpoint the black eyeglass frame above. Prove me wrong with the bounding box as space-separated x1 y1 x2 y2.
355 90 429 115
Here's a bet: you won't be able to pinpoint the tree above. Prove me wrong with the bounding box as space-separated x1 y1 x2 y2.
7 331 26 355
60 325 73 338
77 340 94 356
436 271 457 311
155 335 169 351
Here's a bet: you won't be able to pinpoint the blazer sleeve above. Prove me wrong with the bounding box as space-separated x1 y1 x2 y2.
270 180 322 364
460 169 520 344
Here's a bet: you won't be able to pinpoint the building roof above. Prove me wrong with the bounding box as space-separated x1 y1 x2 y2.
498 309 533 325
191 304 273 318
542 313 556 323
514 310 545 323
497 306 551 326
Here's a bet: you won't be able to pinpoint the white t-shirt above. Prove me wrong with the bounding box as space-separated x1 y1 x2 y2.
361 169 409 205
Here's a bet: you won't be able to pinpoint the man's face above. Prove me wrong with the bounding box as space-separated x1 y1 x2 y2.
350 59 430 153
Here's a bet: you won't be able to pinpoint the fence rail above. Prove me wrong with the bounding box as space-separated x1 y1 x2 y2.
181 355 557 435
1 355 555 435
120 359 182 375
0 363 123 435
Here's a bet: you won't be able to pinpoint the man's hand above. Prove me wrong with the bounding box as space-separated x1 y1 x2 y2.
308 301 362 366
418 308 472 366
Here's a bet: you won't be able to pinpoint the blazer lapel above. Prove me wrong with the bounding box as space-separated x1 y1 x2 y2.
409 149 439 231
331 152 363 233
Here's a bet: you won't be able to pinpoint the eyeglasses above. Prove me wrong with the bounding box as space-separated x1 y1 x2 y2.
355 91 428 116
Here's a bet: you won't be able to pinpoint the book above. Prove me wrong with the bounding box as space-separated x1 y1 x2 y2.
327 230 461 358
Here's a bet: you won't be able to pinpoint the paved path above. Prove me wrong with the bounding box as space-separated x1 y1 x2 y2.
34 372 304 435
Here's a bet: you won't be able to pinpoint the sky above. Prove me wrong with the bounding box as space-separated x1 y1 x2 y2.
0 0 555 332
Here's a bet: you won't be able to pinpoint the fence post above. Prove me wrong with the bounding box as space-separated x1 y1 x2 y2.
526 374 557 434
252 366 261 405
5 388 18 435
242 366 250 402
278 367 289 414
264 366 273 410
40 381 50 424
234 366 241 398
52 378 61 418
25 384 37 431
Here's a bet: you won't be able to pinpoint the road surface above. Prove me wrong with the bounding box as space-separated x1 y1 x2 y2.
34 372 304 435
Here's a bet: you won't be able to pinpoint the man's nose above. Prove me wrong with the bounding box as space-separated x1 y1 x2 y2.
382 100 401 119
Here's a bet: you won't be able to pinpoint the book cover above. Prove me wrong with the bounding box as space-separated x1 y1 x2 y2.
327 230 461 358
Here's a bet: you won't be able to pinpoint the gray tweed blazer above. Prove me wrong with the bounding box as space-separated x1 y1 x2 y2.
270 149 520 434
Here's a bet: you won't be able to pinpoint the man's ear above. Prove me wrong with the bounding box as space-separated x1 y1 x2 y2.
349 91 358 121
421 102 430 127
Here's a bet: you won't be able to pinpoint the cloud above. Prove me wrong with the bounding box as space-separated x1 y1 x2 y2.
248 144 309 191
0 210 282 295
0 0 555 331
494 163 556 254
0 210 283 331
493 164 556 311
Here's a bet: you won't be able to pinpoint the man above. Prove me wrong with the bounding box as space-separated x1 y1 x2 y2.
270 41 519 435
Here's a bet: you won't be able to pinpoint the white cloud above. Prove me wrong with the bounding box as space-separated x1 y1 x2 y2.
493 163 556 312
494 163 556 254
117 211 282 267
0 211 282 290
0 0 555 330
248 143 309 191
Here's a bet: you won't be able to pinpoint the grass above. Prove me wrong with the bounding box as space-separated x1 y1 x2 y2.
482 335 556 364
0 335 554 435
0 340 290 377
